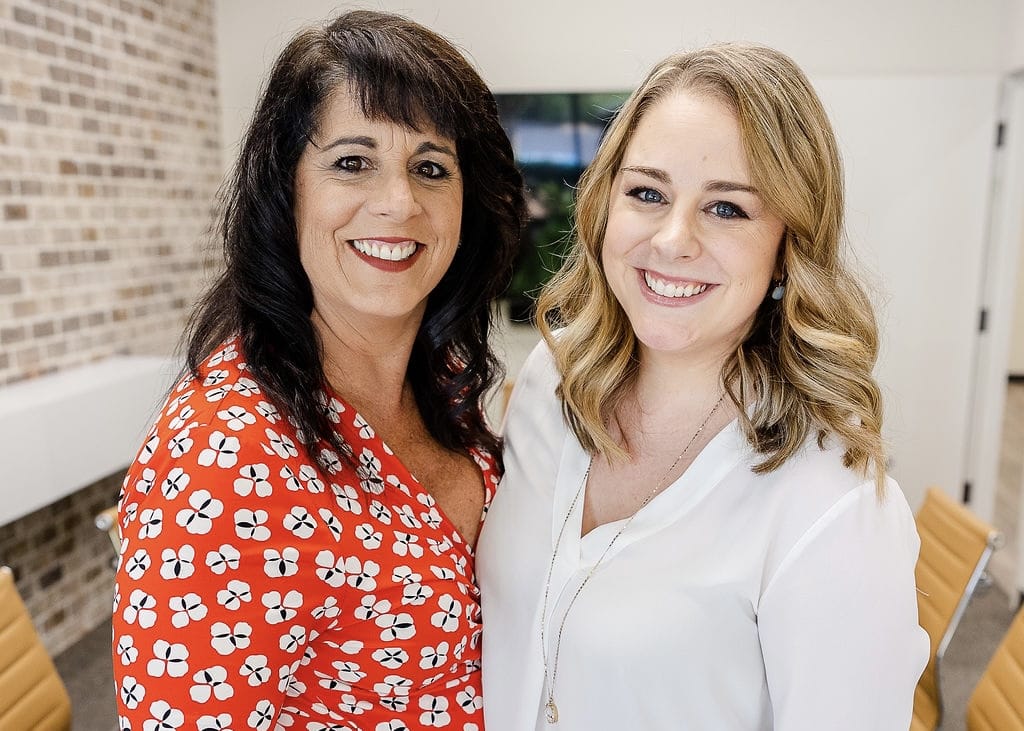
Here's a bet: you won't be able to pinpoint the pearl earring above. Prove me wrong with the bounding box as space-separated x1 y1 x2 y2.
770 281 786 301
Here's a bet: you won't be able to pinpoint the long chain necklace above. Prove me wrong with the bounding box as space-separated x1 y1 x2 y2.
539 393 726 725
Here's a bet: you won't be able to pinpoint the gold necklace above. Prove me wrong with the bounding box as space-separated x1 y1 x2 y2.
540 393 726 725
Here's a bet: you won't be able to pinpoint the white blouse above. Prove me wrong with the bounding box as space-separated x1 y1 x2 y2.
477 342 928 731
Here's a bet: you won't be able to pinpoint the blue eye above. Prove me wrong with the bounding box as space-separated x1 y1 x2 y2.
710 201 747 219
414 161 450 180
627 187 664 204
333 156 369 173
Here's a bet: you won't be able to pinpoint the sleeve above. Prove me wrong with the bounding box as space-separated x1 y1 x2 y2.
756 480 930 731
111 410 331 731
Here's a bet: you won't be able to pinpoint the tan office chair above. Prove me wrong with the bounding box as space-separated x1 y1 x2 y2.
501 379 515 418
966 602 1024 730
912 487 1002 731
0 566 72 731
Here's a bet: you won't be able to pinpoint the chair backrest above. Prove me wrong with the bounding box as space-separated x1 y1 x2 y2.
95 505 121 552
967 602 1024 730
0 566 72 731
912 487 1002 731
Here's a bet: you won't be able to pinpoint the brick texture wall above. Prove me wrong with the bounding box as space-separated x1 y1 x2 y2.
0 472 123 654
0 0 219 385
0 0 220 655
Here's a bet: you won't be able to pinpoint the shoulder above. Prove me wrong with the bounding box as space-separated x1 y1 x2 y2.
495 338 569 488
750 437 918 596
512 337 560 397
165 341 287 435
502 338 563 435
123 341 306 505
758 437 874 520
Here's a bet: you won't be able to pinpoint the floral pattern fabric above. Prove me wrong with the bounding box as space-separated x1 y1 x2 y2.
112 340 497 731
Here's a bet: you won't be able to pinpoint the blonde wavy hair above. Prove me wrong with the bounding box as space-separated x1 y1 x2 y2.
537 43 885 490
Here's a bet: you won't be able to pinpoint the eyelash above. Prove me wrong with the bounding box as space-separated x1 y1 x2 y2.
330 156 452 180
413 161 451 180
332 155 370 173
626 186 664 204
625 186 749 220
708 201 748 220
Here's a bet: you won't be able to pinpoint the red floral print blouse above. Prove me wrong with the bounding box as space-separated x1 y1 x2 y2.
112 340 498 731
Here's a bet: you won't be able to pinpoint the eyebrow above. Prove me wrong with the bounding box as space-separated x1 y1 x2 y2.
620 165 758 194
318 136 457 159
319 135 376 151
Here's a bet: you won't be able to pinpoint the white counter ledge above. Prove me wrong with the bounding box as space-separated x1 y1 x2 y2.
0 356 178 526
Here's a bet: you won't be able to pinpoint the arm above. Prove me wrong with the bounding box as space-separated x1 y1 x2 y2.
757 481 929 730
112 411 328 730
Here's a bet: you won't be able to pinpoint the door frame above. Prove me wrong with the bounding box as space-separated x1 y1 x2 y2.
964 70 1024 604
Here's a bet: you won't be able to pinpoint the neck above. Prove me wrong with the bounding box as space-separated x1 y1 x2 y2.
314 308 421 420
607 344 737 459
633 344 730 418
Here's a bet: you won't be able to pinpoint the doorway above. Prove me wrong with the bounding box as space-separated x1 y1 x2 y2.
965 70 1024 608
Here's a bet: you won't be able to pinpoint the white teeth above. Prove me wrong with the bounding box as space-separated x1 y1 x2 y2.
352 239 417 261
643 271 708 299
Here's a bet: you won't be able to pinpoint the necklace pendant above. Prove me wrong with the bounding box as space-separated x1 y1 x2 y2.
545 699 559 724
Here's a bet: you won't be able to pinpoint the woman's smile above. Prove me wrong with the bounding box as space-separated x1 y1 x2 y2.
349 237 422 271
639 269 717 304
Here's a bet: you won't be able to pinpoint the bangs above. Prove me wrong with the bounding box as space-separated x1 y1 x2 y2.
323 28 466 143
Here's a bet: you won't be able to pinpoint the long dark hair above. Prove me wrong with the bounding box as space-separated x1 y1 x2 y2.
185 10 524 468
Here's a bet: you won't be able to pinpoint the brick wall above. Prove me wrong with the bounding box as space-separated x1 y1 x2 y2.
0 0 221 654
0 0 220 386
0 471 122 654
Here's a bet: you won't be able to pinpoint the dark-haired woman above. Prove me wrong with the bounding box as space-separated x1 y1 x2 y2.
112 11 524 729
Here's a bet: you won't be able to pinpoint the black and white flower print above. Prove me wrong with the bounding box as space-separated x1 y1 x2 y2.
119 675 145 710
169 593 208 628
176 490 223 534
262 590 303 624
239 654 272 687
216 579 252 611
123 589 158 629
117 635 139 666
209 620 252 655
234 463 272 498
204 544 240 575
124 549 151 580
233 509 271 541
159 545 196 580
147 640 189 678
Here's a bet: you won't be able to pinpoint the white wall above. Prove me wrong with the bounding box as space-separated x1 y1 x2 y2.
1006 0 1024 72
216 0 1009 159
818 76 998 506
214 0 1015 509
1005 2 1024 375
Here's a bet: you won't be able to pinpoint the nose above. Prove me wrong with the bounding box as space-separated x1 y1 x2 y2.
366 171 423 221
649 207 701 260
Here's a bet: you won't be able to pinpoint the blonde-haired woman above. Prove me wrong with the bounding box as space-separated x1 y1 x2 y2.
477 44 928 730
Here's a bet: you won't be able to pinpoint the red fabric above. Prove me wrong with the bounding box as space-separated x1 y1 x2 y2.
112 340 497 731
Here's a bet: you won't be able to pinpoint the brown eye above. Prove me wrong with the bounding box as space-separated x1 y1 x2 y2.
414 161 450 179
333 156 369 172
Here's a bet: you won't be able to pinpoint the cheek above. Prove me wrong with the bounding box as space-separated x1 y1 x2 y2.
742 225 783 280
600 212 634 267
443 195 464 240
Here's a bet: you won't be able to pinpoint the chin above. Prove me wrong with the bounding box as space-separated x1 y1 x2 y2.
630 325 699 355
